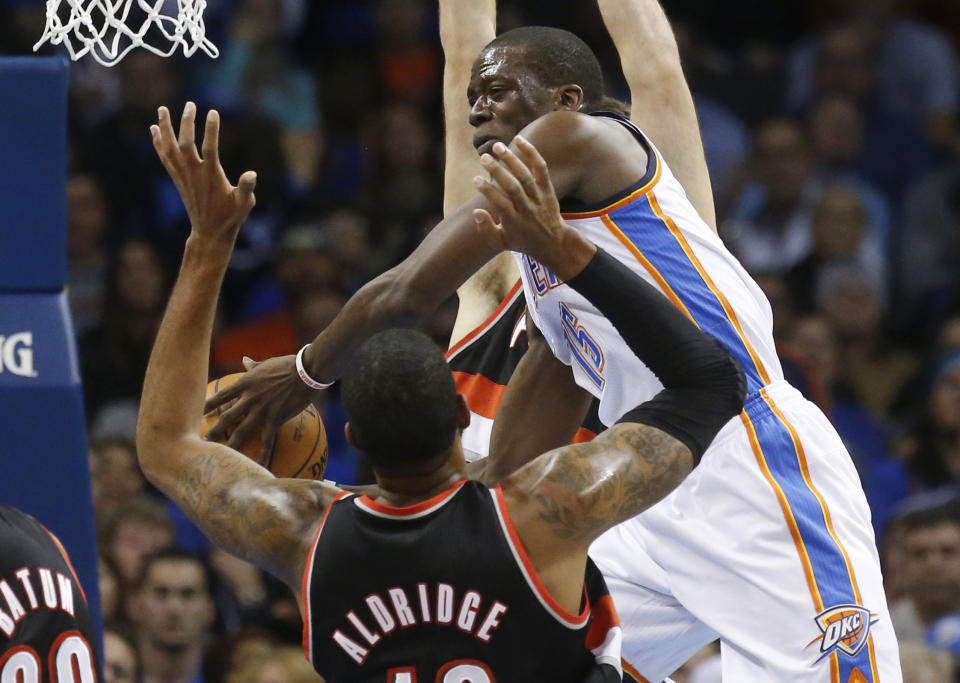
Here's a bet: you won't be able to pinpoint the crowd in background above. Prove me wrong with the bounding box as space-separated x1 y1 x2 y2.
3 0 960 680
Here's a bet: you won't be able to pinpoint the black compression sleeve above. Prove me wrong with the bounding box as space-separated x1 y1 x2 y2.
565 248 746 462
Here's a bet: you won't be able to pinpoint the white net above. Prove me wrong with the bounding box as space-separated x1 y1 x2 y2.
33 0 219 67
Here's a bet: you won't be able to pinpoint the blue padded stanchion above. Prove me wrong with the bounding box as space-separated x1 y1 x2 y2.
0 57 103 654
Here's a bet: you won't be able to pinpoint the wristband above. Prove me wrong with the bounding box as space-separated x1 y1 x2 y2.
295 344 334 390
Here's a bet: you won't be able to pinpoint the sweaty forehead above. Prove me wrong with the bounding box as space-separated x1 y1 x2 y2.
472 46 529 80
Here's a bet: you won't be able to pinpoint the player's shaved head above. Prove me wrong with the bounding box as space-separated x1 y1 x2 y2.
342 329 459 469
484 27 605 111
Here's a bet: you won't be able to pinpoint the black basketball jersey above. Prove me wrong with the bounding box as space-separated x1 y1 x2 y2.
446 281 604 459
0 505 101 682
302 481 623 682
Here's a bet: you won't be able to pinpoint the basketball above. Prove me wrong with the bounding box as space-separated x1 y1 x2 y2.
201 373 328 480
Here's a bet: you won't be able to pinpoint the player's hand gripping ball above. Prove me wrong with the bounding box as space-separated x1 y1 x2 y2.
202 373 328 479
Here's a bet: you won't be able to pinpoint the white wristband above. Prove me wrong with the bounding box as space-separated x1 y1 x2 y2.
295 344 334 390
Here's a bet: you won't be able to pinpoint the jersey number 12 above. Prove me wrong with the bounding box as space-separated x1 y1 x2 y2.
388 659 495 682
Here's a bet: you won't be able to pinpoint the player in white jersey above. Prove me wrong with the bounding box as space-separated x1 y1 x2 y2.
205 5 902 681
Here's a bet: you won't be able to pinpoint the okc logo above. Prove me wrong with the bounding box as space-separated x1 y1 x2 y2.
809 604 877 663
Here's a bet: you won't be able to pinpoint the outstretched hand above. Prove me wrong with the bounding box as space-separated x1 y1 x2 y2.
472 135 595 281
151 102 257 243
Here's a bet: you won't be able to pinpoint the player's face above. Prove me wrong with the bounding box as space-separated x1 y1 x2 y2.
137 560 213 647
468 47 556 156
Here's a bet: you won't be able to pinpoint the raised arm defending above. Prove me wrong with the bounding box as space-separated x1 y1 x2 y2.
136 104 338 589
440 0 520 346
598 0 717 231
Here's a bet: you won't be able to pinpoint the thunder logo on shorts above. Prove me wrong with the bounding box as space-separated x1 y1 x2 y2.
809 604 879 665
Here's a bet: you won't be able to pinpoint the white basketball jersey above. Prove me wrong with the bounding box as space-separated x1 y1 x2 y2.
515 113 781 426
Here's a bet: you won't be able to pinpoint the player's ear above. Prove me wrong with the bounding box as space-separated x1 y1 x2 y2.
555 85 584 112
455 394 471 431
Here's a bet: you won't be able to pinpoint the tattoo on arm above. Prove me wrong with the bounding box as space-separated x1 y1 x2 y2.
524 424 692 542
168 441 331 586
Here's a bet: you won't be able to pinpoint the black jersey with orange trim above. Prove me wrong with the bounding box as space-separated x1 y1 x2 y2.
302 480 623 682
0 506 101 679
446 281 604 459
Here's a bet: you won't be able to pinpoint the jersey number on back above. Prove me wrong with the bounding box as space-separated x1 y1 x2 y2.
388 659 495 682
559 303 605 390
0 631 96 683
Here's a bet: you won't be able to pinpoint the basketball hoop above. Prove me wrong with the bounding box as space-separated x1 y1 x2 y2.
33 0 219 67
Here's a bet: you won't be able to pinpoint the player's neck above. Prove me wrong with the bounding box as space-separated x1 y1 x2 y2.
373 449 467 508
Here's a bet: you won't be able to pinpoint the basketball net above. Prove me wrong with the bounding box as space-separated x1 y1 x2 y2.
33 0 218 66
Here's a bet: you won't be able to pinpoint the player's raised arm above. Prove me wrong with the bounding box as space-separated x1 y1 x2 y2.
598 0 717 231
440 0 520 346
136 104 337 590
440 0 495 215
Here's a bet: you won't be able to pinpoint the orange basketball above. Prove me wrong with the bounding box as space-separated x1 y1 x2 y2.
202 373 328 480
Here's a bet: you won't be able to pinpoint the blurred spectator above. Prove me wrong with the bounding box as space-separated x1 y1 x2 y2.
723 118 818 273
101 496 175 588
896 136 960 336
786 22 937 198
130 549 215 683
786 185 886 314
887 499 960 643
787 0 959 146
208 547 268 629
79 240 168 419
89 437 146 527
103 625 141 683
199 0 322 188
203 630 274 683
66 172 110 336
821 269 917 420
899 641 954 683
322 208 380 291
369 103 442 225
212 224 345 373
71 53 184 238
99 556 121 622
230 646 324 682
806 94 891 253
896 350 960 489
375 0 439 105
785 314 907 531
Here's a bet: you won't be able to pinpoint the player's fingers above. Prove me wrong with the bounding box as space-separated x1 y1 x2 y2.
241 356 259 371
473 175 514 217
479 153 527 206
225 416 260 451
201 109 220 163
492 141 537 197
235 171 257 210
177 102 201 162
205 399 249 443
204 379 244 415
473 208 508 250
258 432 278 468
514 135 554 195
156 106 179 158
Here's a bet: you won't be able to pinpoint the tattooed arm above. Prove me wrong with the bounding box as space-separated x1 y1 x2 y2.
136 104 339 592
499 424 692 612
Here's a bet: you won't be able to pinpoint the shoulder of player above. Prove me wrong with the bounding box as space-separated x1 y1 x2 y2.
517 111 613 164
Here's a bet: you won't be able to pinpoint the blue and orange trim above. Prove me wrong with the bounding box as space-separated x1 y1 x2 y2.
578 186 879 681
